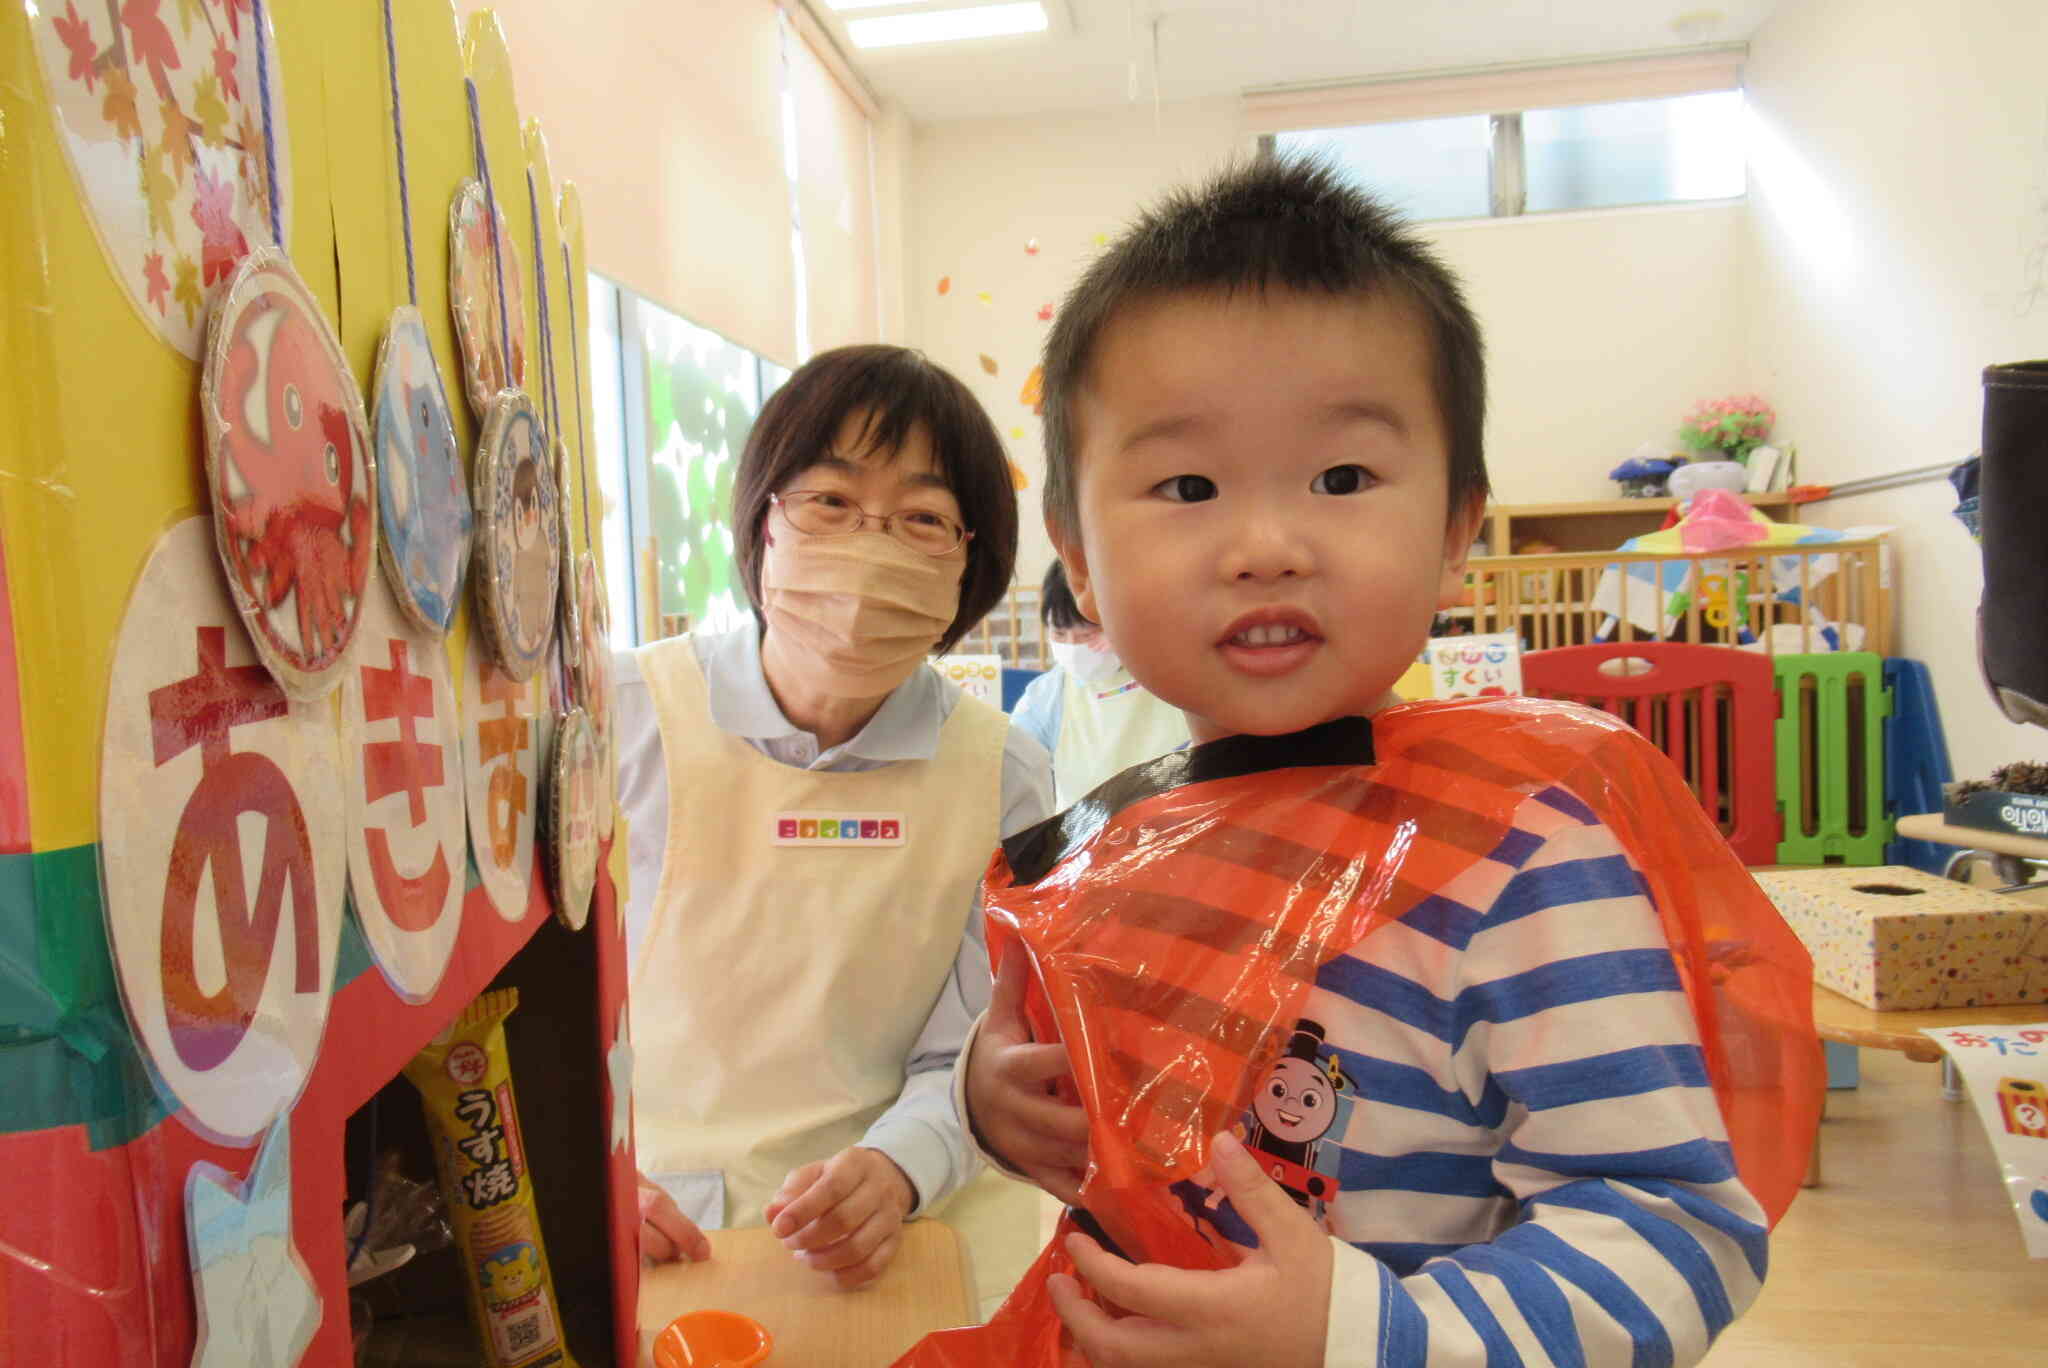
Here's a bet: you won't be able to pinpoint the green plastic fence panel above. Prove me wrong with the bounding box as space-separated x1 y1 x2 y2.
1773 652 1894 865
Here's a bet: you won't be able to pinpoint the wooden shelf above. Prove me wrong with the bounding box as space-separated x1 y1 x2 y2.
1483 491 1801 556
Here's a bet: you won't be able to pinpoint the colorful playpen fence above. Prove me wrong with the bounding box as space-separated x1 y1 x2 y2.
1519 643 1780 864
1770 652 1899 866
1521 647 1935 870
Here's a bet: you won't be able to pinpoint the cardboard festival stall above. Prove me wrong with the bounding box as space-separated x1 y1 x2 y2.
0 2 637 1361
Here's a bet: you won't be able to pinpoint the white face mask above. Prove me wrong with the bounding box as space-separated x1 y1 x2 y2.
762 531 962 698
1050 636 1124 686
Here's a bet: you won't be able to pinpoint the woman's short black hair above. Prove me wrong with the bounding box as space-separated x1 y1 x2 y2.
732 345 1019 654
1040 560 1089 630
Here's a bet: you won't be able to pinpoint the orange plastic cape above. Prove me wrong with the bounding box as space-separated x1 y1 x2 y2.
892 699 1821 1368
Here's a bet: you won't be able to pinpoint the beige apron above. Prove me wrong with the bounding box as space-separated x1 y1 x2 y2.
630 636 1007 1230
1051 670 1190 809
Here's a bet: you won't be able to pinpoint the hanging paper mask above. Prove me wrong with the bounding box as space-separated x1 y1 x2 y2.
202 248 376 701
471 390 559 683
372 306 473 635
449 177 528 420
545 707 600 931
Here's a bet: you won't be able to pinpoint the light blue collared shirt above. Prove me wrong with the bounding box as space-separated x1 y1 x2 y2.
613 626 1053 1216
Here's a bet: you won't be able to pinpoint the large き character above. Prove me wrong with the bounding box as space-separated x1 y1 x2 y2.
217 290 373 669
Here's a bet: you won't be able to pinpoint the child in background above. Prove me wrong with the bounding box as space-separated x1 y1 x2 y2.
1012 561 1189 807
954 157 1815 1367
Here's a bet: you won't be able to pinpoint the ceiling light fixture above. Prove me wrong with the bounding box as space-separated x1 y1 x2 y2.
847 2 1050 49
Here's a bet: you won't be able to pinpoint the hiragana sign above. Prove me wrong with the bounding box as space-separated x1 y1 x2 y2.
99 518 343 1145
462 623 541 922
342 578 465 1002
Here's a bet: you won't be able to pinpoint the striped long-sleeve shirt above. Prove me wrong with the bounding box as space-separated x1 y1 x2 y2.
1281 782 1768 1365
944 703 1807 1368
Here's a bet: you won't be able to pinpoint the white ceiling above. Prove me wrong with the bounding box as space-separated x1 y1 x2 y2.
810 0 1778 123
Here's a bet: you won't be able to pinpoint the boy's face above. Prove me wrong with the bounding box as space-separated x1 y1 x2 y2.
1053 288 1479 744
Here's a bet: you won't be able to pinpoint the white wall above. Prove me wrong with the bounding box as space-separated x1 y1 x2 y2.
908 103 1751 575
1425 203 1751 508
909 7 2048 779
1745 0 2048 776
910 98 1244 577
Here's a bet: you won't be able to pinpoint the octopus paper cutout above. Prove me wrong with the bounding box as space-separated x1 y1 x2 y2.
449 177 528 419
204 250 375 700
30 0 291 358
372 307 472 634
471 391 558 682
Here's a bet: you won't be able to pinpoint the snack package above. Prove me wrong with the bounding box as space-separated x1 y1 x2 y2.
405 989 581 1368
894 699 1822 1366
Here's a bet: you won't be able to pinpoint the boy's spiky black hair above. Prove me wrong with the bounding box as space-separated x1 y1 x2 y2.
1040 154 1489 541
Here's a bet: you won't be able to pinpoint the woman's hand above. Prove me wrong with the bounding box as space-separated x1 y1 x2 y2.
637 1171 712 1264
765 1146 916 1289
964 949 1091 1205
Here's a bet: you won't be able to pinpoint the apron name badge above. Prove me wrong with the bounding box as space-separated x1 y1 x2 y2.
772 811 906 847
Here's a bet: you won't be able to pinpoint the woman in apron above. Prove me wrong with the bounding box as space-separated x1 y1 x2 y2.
616 344 1053 1294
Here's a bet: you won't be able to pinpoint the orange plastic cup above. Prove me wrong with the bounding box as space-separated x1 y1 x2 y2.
651 1309 773 1368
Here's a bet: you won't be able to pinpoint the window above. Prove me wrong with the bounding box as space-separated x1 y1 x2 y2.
1268 87 1745 223
589 277 789 646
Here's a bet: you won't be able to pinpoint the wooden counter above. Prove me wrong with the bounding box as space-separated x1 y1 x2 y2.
636 1221 977 1368
1811 983 2048 1060
1893 812 2048 864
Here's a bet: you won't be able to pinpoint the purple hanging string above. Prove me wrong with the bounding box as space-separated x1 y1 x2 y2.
380 0 418 305
525 170 565 450
464 79 514 386
250 0 283 247
561 241 595 549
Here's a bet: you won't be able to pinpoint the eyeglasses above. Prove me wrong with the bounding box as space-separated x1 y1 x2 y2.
770 490 973 557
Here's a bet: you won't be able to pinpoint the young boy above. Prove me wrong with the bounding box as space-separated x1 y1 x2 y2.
955 157 1812 1367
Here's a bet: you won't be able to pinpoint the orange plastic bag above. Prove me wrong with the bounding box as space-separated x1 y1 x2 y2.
895 700 1820 1367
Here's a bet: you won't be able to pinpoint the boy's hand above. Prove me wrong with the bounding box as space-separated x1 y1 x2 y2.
764 1146 914 1290
637 1172 712 1264
1046 1132 1333 1368
965 949 1091 1205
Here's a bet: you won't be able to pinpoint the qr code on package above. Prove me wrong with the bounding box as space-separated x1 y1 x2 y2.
491 1303 559 1363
